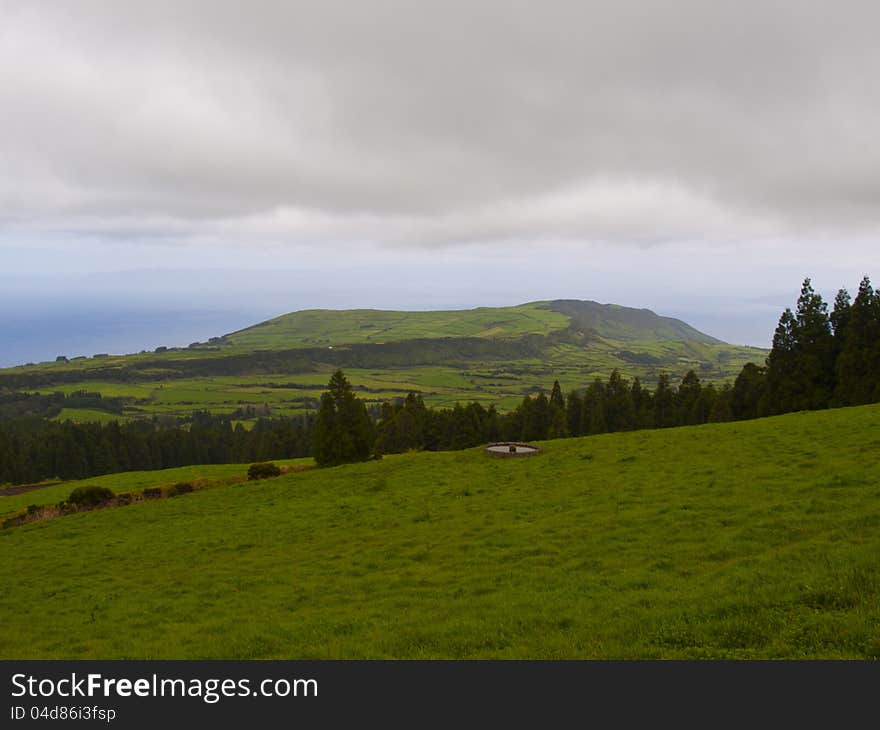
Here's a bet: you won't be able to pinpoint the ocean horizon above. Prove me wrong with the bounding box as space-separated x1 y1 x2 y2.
0 304 269 369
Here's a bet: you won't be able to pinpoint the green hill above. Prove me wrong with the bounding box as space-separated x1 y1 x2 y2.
221 300 720 350
2 404 879 659
0 300 765 421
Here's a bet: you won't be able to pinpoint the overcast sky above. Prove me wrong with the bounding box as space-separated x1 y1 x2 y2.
2 0 879 359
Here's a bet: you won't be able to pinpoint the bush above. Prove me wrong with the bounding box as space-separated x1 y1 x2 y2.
247 462 281 480
68 485 115 507
169 482 194 496
142 487 162 499
116 493 132 505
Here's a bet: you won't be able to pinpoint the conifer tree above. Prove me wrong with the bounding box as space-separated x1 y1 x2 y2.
565 390 583 437
835 276 879 405
676 370 703 425
521 392 550 441
829 288 852 380
547 380 568 438
605 369 635 432
549 380 565 411
581 379 607 434
765 278 835 412
313 370 374 467
792 278 835 409
708 384 733 422
731 362 767 420
631 377 652 428
765 308 798 413
653 373 675 428
830 288 851 340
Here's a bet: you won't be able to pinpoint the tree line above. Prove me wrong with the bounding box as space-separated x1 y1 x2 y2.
0 413 315 485
764 276 880 412
2 276 877 483
318 275 880 462
0 390 127 420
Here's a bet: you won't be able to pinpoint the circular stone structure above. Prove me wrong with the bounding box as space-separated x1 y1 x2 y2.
484 442 541 457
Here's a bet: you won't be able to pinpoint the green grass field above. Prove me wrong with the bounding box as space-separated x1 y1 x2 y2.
0 459 313 519
2 405 879 659
52 407 129 424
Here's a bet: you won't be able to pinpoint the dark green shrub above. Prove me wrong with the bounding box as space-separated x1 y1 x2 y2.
26 504 40 515
68 485 115 507
247 462 281 480
142 487 162 499
169 482 194 496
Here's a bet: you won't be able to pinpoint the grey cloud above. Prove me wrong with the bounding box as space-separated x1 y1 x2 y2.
1 0 880 245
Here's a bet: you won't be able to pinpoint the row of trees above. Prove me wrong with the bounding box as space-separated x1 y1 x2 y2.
0 390 126 420
0 413 315 485
3 367 737 481
321 276 880 462
4 277 876 482
371 369 753 455
765 277 880 413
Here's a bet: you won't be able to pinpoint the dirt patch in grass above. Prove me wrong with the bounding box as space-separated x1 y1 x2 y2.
0 480 63 496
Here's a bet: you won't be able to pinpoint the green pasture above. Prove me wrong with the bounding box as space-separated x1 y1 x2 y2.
0 458 313 519
223 302 571 350
52 408 127 425
2 405 879 659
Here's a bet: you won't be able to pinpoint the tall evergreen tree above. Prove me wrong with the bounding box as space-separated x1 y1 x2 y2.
565 390 583 437
313 370 374 467
547 380 568 438
549 380 565 411
765 278 835 412
653 373 675 428
708 384 733 422
830 288 852 341
521 392 551 442
581 379 607 435
605 369 635 432
631 377 652 428
793 278 835 409
765 308 799 414
731 362 767 420
676 370 703 425
835 276 879 405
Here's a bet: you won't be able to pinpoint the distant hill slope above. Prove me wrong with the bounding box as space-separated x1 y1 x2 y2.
547 300 721 345
0 299 762 415
222 300 723 350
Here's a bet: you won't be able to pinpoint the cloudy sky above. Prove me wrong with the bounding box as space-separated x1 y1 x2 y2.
2 0 879 362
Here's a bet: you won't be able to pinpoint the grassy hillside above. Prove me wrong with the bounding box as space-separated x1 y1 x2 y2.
223 302 570 349
0 458 313 519
2 405 879 659
547 300 720 344
222 299 720 350
0 300 766 423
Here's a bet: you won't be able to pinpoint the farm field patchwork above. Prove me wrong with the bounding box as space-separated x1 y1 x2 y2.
28 342 762 424
3 300 767 423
